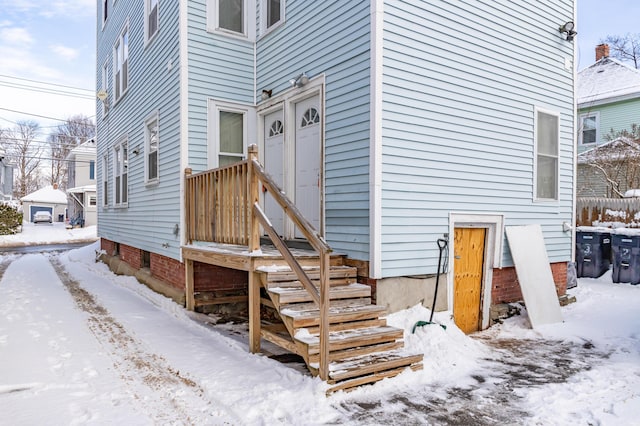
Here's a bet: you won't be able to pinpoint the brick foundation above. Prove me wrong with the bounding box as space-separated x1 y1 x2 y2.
100 238 117 256
120 244 142 269
492 262 567 304
194 262 248 293
150 253 185 290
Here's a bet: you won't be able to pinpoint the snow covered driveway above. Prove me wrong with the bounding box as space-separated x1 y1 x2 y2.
1 243 639 425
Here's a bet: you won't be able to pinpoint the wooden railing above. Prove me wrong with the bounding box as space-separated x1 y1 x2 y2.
184 145 331 380
185 161 249 245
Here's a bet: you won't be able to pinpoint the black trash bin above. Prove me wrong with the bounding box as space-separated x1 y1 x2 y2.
576 229 611 278
612 233 640 285
58 214 64 222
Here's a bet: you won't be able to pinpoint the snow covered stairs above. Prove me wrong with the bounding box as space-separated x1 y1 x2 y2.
258 263 423 393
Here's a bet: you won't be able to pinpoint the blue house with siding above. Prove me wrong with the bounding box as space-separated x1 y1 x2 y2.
96 0 576 389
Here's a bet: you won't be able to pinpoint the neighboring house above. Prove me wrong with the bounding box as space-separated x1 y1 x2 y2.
0 147 14 201
20 185 67 223
97 1 576 387
577 44 640 154
66 138 97 227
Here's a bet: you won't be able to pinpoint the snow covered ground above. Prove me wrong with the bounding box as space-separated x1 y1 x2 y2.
1 226 639 424
0 222 97 247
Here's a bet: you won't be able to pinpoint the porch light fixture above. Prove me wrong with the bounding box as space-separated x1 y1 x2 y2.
261 89 272 101
559 21 577 41
289 72 309 88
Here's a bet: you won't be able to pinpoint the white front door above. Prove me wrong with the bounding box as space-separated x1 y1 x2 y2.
294 96 321 238
263 109 285 236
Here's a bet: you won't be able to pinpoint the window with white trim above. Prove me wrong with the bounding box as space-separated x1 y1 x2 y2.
113 138 128 205
207 0 254 39
261 0 284 34
535 109 560 201
89 196 97 206
145 113 159 183
113 24 129 101
102 0 108 26
145 0 159 44
579 112 599 145
208 100 255 168
102 154 109 206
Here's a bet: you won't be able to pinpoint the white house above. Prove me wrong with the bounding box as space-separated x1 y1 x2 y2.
66 138 97 227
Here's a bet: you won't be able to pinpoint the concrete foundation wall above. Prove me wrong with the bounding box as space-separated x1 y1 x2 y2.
376 274 448 314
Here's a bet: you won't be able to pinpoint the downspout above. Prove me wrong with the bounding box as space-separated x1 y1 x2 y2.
571 1 578 264
179 0 189 261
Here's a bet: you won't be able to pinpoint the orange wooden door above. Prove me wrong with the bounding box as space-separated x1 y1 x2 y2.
453 227 486 334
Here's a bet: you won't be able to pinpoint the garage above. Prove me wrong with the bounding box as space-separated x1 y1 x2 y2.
29 206 54 222
20 185 68 224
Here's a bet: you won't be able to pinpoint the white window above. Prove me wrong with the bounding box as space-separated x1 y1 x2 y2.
207 0 255 39
102 154 109 206
114 138 128 205
579 112 599 145
145 0 159 44
534 108 560 201
145 113 159 183
208 100 256 168
89 196 97 206
113 24 129 101
261 0 284 34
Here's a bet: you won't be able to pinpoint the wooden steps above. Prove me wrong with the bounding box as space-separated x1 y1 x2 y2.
257 261 423 393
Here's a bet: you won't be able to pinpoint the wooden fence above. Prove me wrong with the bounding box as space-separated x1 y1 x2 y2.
576 197 640 227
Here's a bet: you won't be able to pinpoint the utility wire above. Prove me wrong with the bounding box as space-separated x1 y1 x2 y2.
0 81 94 100
0 74 94 93
0 107 95 123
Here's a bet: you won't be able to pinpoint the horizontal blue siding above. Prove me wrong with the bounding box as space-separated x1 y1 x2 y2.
380 0 575 277
96 0 183 260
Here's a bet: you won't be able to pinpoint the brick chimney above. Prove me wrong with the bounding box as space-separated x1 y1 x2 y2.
596 43 610 61
53 183 58 190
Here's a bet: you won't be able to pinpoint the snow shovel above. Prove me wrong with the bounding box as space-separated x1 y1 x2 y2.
412 237 448 332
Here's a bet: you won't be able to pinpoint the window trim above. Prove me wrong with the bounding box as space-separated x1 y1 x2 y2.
144 0 159 46
101 60 109 118
113 22 130 103
113 137 128 207
102 154 109 207
578 112 599 146
144 111 160 185
207 0 255 40
207 99 256 169
533 107 560 202
260 0 285 36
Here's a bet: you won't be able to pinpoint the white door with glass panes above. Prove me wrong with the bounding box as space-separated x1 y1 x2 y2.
294 96 321 238
263 109 285 236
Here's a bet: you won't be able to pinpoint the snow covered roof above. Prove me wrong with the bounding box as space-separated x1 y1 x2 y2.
20 185 68 204
577 57 640 107
577 137 640 164
67 184 96 194
66 137 96 160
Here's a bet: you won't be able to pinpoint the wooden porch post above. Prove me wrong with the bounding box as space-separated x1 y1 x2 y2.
248 144 261 353
185 259 195 311
319 252 330 380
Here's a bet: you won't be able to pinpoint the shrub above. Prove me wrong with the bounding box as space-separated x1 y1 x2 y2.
0 203 22 235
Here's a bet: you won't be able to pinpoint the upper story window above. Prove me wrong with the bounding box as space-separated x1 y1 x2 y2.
90 160 95 180
114 138 128 206
145 113 159 183
534 108 560 201
261 0 284 34
145 0 159 44
579 113 599 145
114 24 129 102
207 0 255 39
102 0 108 27
102 154 109 206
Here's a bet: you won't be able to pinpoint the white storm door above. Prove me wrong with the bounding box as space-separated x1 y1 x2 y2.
294 96 321 238
263 109 285 236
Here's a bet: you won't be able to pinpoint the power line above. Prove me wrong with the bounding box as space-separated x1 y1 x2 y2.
0 107 95 123
0 74 94 93
0 81 95 100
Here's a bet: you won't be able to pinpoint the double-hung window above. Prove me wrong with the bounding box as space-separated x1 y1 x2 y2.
208 100 255 168
102 0 108 26
114 139 128 205
579 113 599 146
102 154 109 206
114 24 129 101
145 113 159 183
261 0 284 34
535 108 560 201
89 160 95 180
145 0 159 44
207 0 254 39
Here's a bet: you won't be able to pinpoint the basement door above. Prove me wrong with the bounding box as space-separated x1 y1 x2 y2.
453 227 486 334
263 109 285 236
294 96 321 238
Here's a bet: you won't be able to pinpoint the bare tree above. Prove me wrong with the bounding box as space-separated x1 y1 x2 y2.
0 121 44 199
581 126 640 197
602 33 640 68
48 115 95 190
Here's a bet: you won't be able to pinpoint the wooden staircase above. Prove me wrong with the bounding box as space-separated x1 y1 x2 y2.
257 259 423 393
